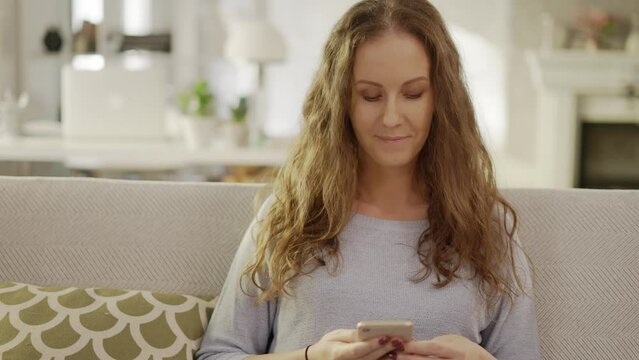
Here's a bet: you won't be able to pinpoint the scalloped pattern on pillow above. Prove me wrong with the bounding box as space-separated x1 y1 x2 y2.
0 281 216 359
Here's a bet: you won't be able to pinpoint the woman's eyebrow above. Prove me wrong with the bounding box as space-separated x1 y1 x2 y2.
403 76 430 85
354 76 430 87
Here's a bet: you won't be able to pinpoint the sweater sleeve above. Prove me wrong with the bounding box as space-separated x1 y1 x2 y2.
196 195 277 360
480 228 541 360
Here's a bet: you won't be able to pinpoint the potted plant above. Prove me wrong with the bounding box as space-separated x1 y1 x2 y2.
178 80 216 149
225 96 249 147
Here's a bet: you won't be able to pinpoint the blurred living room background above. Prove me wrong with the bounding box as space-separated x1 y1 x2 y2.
0 0 637 188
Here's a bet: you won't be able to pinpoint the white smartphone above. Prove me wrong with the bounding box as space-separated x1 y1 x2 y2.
356 320 414 342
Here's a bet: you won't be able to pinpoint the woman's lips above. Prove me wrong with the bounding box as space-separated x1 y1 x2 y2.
376 135 410 143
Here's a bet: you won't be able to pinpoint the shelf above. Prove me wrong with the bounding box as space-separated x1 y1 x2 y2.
527 50 639 92
0 136 292 170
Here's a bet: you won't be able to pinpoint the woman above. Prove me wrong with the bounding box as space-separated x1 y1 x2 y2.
197 0 540 359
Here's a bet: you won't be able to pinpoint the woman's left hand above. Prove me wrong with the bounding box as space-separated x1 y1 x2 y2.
395 334 496 360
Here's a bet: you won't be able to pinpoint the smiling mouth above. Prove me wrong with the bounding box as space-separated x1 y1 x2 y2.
377 135 410 141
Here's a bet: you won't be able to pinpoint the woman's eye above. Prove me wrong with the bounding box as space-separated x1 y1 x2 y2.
405 93 423 99
363 95 382 102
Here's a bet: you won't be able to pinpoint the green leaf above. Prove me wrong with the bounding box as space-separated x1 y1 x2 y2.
177 80 216 117
230 97 249 123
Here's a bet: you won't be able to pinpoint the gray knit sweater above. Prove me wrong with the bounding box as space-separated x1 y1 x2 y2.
196 197 541 360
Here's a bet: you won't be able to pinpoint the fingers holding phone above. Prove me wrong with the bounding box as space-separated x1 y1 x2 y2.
308 328 407 360
357 320 413 359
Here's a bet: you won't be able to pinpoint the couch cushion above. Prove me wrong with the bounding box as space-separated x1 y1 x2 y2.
0 281 216 359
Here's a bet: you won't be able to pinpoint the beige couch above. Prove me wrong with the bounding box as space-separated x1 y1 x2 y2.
1 176 638 359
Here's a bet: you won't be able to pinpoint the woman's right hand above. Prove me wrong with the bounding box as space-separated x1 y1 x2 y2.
306 329 406 360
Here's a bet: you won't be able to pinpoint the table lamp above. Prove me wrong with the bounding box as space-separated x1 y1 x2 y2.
224 16 286 147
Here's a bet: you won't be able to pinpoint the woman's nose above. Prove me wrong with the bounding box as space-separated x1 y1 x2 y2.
382 96 402 127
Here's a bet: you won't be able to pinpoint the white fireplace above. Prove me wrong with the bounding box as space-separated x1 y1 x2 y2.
527 50 639 188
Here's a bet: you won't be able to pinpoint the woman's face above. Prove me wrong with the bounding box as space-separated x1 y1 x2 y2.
349 30 434 170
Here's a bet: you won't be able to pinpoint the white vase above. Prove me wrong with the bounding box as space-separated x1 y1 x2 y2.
626 13 639 53
223 122 248 147
0 105 20 139
182 116 216 150
0 91 28 139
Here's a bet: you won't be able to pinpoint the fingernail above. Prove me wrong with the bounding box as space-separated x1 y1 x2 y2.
391 339 404 351
379 336 390 345
386 351 397 359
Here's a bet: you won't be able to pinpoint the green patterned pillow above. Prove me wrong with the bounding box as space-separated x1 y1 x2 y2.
0 281 216 360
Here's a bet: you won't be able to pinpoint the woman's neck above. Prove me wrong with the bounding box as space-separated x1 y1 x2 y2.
355 161 428 220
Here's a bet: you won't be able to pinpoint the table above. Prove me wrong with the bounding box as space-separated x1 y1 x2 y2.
0 136 292 171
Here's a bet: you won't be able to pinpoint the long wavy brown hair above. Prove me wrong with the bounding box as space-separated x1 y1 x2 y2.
244 0 531 311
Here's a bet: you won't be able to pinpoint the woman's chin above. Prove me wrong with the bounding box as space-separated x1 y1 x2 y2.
371 153 416 168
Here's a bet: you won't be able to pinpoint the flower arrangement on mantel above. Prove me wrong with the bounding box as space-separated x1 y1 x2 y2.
572 8 629 50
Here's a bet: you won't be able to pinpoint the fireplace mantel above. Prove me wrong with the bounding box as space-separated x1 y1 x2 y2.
526 50 639 188
529 50 639 91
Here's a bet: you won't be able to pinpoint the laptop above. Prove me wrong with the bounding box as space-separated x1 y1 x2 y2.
61 64 167 141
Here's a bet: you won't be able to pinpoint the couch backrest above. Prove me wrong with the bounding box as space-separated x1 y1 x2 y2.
1 177 638 359
502 188 639 360
0 176 263 297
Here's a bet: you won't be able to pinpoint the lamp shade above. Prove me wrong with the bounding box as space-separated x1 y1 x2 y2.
224 19 286 63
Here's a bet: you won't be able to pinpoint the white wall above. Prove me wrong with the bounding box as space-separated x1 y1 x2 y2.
0 0 18 176
18 0 70 122
430 0 511 152
265 0 359 137
0 0 18 94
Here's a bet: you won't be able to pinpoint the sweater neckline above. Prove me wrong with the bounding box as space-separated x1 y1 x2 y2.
349 211 429 231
